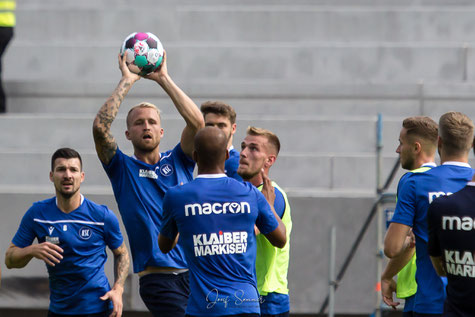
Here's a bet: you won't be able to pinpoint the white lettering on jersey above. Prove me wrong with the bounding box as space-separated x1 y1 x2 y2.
445 249 475 278
139 169 158 179
442 216 475 231
193 231 248 257
428 191 453 204
184 202 251 217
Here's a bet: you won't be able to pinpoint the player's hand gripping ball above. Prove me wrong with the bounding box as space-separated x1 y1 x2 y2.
120 32 164 76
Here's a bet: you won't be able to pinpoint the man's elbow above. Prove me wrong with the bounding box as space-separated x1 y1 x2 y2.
384 245 401 259
271 225 287 249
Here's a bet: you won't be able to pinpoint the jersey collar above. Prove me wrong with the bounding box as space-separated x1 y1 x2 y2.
197 173 227 178
421 162 436 168
55 194 84 207
442 161 471 168
467 182 475 187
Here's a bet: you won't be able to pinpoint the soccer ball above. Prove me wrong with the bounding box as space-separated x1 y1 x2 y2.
120 32 164 76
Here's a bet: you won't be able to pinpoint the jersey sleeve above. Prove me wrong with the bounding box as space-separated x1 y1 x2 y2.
159 191 179 240
391 176 416 227
12 207 37 248
255 188 279 235
427 200 442 257
101 147 125 191
273 186 286 219
104 208 124 250
173 143 195 172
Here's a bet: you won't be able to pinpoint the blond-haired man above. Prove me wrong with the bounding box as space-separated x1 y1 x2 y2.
93 52 204 316
238 127 292 317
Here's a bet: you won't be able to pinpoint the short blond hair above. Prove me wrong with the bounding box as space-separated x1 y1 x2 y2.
246 126 280 156
126 102 161 128
439 111 474 155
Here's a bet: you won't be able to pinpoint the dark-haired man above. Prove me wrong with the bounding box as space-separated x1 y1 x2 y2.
5 148 129 317
159 127 286 317
201 101 241 181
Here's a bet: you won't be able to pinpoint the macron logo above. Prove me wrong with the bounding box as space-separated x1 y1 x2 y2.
442 216 475 231
428 191 453 204
184 202 251 217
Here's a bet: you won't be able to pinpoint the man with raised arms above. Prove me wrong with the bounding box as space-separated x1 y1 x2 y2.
93 51 204 316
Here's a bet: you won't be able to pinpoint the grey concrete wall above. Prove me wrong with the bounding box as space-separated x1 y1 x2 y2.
3 0 475 315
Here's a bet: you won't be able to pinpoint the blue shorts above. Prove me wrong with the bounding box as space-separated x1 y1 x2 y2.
185 314 261 317
262 313 289 317
139 271 190 317
48 311 110 317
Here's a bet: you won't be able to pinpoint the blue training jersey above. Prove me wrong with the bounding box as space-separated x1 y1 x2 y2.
394 162 436 313
12 196 123 315
391 162 473 314
225 147 242 181
160 175 279 317
102 144 194 273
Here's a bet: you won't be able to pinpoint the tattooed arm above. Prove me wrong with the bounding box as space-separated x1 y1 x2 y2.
100 242 130 317
93 54 141 165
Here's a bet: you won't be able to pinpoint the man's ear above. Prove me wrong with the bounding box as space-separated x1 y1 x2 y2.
264 155 277 169
192 150 198 163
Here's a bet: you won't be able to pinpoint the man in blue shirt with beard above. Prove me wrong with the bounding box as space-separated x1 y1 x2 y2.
5 148 130 317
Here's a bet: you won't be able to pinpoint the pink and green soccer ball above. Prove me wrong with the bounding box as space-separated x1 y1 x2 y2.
120 32 164 76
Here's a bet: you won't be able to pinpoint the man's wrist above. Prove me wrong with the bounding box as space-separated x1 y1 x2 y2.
112 284 124 294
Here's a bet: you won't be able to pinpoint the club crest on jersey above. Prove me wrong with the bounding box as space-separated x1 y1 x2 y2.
158 164 173 177
79 226 92 240
139 169 158 179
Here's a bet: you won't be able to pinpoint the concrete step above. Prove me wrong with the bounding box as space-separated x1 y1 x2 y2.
7 81 475 118
0 114 406 154
0 191 387 313
13 5 475 44
0 151 408 192
8 81 475 118
4 43 470 83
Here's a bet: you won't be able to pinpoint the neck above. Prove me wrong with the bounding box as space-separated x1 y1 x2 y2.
134 147 161 165
440 153 469 165
227 138 234 150
56 191 81 214
198 167 225 175
413 155 435 169
245 172 265 187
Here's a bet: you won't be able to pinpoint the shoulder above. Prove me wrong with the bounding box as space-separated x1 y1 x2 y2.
30 197 55 211
82 198 115 220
